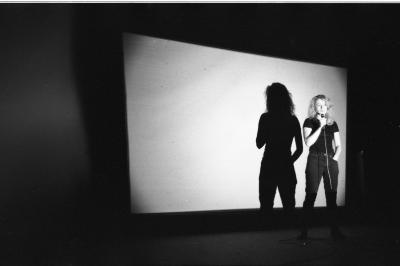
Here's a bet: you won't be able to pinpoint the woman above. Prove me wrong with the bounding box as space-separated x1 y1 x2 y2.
256 83 303 218
298 95 345 240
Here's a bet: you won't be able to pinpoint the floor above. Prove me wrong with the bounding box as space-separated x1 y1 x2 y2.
3 215 400 265
96 225 400 266
43 224 400 265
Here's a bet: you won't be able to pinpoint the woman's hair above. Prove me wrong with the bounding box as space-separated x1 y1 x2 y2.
308 94 334 125
265 82 295 115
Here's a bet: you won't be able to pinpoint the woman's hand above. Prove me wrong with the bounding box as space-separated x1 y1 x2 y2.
317 114 327 128
332 133 341 162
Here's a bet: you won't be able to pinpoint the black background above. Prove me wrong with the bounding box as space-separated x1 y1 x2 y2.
1 4 399 262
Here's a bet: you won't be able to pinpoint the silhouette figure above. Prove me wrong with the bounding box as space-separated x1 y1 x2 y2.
256 83 303 219
298 94 345 240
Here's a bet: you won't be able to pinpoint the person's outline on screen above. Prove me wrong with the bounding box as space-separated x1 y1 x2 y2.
298 94 345 240
256 82 303 221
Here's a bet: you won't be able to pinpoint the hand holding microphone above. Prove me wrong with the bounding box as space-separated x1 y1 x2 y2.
317 113 327 128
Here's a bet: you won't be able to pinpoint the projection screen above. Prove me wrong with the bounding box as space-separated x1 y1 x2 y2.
123 33 347 214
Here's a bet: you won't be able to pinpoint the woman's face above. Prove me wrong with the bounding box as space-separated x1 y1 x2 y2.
315 98 328 115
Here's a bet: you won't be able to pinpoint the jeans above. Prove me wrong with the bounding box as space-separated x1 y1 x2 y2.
258 155 296 214
305 151 339 195
259 176 296 213
301 151 340 231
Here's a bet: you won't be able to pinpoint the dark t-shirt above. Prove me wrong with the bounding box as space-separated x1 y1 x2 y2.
257 112 301 182
303 117 339 155
257 112 301 157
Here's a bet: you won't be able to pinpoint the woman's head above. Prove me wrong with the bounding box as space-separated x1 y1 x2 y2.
308 94 334 125
265 82 294 115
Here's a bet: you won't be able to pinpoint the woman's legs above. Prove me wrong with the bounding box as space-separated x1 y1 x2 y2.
278 180 297 224
279 180 296 211
323 158 345 239
259 177 278 215
298 192 317 239
299 154 322 239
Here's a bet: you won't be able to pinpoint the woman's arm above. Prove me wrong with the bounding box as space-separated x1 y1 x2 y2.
256 115 266 149
303 116 326 147
332 132 341 161
303 126 321 147
291 118 303 162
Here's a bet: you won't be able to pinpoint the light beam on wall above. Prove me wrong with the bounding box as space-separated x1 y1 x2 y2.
123 33 347 214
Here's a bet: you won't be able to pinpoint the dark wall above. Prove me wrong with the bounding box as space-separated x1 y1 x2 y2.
0 5 92 261
347 49 400 220
72 5 131 216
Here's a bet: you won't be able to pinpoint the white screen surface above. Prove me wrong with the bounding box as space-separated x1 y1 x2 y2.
123 33 347 214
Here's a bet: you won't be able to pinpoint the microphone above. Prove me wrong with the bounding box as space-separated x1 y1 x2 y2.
318 113 326 128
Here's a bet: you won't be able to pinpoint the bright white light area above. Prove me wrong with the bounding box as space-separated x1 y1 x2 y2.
123 33 347 214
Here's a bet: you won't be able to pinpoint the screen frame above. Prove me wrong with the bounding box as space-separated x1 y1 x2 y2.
121 31 349 216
